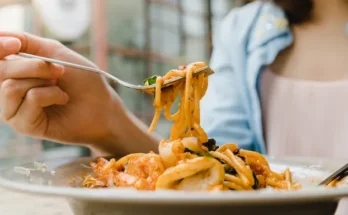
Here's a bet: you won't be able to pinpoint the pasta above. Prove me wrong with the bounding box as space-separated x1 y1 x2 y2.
148 62 208 144
82 62 302 191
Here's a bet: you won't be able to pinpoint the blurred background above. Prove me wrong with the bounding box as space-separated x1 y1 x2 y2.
0 0 250 168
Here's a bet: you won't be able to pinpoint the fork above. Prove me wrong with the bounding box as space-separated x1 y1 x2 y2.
319 163 348 186
17 52 214 94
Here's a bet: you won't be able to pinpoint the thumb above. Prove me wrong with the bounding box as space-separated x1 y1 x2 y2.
0 37 21 59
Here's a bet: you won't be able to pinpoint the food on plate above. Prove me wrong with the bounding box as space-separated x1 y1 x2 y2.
81 62 318 191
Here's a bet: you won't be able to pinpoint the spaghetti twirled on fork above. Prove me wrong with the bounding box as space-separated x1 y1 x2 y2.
82 62 301 191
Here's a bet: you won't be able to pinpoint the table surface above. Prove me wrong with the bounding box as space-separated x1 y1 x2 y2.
0 187 73 215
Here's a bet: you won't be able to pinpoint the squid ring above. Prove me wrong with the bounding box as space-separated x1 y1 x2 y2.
156 157 224 191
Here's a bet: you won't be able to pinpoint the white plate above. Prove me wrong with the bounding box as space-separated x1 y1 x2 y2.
0 156 347 215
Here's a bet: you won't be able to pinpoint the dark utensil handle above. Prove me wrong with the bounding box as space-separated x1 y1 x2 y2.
319 163 348 186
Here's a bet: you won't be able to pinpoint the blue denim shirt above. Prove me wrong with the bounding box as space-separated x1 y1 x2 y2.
201 1 293 154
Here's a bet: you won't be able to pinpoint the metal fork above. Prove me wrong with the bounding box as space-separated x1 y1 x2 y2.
17 52 214 94
318 163 348 186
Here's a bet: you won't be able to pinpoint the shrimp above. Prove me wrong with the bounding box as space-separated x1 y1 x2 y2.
83 157 119 187
86 153 165 190
113 153 166 190
158 139 185 168
114 153 145 170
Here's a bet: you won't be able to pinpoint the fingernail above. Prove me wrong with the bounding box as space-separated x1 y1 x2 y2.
0 37 21 51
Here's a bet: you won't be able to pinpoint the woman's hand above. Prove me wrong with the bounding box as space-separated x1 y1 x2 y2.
0 32 159 155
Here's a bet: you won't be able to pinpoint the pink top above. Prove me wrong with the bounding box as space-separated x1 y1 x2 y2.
260 68 348 214
260 68 348 159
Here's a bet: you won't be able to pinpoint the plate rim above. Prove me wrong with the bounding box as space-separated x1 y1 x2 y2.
1 155 348 205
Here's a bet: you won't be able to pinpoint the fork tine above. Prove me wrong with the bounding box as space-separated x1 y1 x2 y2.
319 163 348 186
162 66 214 87
139 67 214 94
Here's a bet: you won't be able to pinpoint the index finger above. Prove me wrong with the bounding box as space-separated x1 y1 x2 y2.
0 58 64 81
0 37 21 59
0 32 63 58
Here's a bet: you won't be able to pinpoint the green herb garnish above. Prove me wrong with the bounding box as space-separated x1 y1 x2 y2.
143 75 159 86
252 171 259 189
184 148 214 158
197 151 215 158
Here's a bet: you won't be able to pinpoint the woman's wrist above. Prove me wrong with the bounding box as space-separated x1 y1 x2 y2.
91 107 160 157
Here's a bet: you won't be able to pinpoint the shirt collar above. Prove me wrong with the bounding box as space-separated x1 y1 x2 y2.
247 2 291 52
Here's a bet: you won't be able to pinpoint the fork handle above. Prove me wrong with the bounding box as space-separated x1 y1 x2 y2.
17 52 120 83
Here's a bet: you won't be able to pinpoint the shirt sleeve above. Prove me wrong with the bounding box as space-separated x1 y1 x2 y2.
200 10 255 150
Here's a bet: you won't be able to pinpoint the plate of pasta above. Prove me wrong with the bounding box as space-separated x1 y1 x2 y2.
1 62 348 215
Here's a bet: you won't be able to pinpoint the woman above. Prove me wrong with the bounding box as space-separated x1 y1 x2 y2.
0 0 346 156
0 0 347 212
199 1 348 213
0 1 345 162
202 0 348 159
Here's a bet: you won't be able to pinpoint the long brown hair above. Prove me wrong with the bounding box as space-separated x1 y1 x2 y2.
272 0 313 24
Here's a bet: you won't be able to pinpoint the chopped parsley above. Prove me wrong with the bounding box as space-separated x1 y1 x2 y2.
184 148 214 158
143 75 159 86
252 171 259 189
